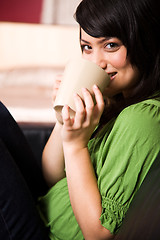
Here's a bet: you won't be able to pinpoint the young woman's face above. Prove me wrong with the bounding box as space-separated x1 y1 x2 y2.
81 29 140 98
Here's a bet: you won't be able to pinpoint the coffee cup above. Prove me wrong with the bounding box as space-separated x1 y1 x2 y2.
54 57 110 124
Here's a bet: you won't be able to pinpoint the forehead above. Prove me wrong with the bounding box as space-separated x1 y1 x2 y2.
81 29 110 44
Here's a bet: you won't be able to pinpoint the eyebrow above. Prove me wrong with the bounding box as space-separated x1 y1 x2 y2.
80 37 111 45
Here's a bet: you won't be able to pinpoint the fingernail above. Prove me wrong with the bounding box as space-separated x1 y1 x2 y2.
93 84 98 89
82 87 87 91
73 93 79 99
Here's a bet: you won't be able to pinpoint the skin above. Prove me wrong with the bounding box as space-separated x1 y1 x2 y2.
80 29 140 98
42 29 140 239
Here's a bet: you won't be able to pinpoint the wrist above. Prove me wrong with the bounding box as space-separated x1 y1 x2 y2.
63 141 88 155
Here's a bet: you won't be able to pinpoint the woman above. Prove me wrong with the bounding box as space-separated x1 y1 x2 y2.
0 0 160 239
39 0 160 239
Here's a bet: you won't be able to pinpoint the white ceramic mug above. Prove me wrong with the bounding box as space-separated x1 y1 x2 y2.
54 57 110 124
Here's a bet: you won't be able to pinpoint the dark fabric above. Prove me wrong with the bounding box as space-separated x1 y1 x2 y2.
0 101 48 200
21 125 53 166
116 153 160 240
0 101 49 239
0 139 49 240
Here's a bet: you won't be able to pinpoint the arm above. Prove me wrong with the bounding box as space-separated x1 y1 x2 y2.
61 86 114 239
42 76 65 187
42 122 66 187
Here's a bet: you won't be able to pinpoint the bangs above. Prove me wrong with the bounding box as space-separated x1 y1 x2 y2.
75 0 129 44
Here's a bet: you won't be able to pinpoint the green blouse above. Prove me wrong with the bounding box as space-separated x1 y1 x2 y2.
37 99 160 239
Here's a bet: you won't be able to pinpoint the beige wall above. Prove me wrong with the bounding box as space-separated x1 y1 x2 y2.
41 0 81 25
0 22 81 70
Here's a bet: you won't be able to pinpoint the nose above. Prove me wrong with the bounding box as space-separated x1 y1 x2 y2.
91 51 107 70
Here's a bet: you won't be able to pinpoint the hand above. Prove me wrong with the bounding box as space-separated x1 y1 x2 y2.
52 74 63 103
61 85 105 150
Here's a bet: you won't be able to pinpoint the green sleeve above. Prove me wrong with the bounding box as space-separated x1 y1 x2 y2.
89 100 160 234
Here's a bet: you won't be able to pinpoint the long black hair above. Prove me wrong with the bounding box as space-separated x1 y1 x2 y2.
75 0 160 124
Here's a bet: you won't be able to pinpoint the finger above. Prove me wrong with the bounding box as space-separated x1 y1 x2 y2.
62 105 73 127
52 79 62 102
92 85 105 115
73 93 85 127
54 79 61 90
81 88 94 121
53 75 63 92
55 74 63 83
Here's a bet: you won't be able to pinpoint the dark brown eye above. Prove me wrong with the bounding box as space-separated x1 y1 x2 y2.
106 42 118 49
81 44 92 52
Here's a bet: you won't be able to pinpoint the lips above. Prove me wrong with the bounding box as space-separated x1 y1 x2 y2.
108 72 117 80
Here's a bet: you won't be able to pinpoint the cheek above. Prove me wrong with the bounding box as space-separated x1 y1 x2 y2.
109 51 127 68
82 54 91 61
